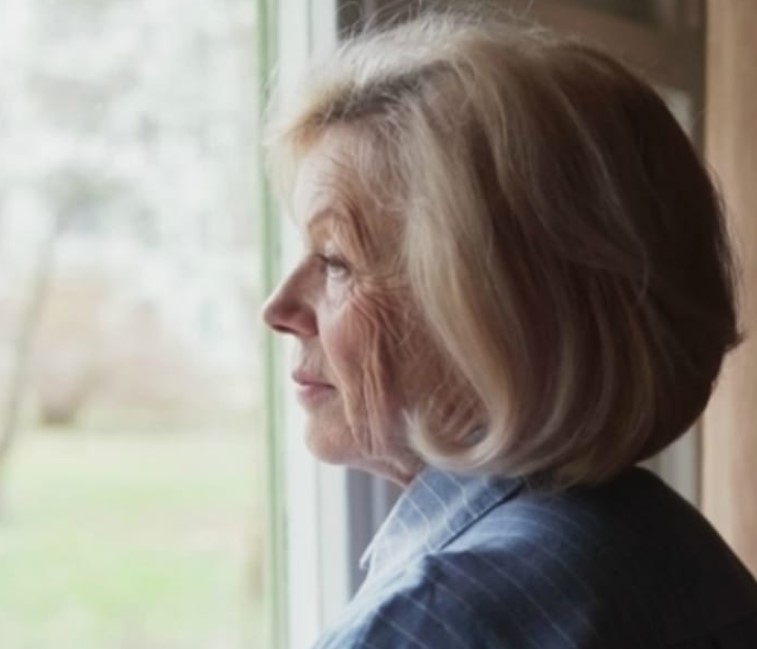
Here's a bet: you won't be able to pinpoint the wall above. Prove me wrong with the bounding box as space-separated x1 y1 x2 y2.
703 1 757 576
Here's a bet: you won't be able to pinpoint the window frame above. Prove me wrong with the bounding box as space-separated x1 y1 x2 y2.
262 2 352 648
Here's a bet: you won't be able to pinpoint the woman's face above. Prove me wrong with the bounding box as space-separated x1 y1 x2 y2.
262 130 421 485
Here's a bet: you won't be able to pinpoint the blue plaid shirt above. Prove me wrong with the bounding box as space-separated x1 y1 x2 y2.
312 466 757 648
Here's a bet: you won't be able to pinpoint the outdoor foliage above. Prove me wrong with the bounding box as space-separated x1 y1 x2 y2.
0 0 261 430
0 0 265 646
0 428 263 649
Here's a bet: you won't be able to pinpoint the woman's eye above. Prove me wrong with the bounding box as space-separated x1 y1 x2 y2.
316 254 350 279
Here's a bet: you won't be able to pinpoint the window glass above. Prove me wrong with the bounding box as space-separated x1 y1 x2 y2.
0 0 266 647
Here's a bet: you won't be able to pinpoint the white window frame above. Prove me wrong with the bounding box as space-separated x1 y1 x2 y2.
272 3 354 648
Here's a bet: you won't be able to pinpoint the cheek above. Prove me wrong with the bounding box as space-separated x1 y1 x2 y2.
320 288 360 365
320 290 404 430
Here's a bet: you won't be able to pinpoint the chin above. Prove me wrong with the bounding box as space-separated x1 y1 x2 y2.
304 423 418 485
304 424 360 466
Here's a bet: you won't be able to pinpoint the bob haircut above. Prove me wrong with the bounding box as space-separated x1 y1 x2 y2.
266 12 740 485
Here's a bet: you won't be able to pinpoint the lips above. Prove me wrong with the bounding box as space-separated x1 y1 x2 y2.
292 369 335 406
292 369 333 388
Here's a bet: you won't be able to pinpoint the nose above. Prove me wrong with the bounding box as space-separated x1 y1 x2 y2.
262 275 317 337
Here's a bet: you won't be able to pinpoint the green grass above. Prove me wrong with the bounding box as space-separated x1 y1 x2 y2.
0 428 264 649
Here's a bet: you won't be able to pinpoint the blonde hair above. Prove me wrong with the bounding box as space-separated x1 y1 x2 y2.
266 12 740 485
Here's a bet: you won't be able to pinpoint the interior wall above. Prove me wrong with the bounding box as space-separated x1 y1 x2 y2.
703 0 757 576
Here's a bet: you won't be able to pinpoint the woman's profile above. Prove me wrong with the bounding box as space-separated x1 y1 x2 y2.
263 11 757 648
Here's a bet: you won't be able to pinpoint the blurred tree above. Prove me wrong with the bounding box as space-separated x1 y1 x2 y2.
0 0 261 503
0 213 65 514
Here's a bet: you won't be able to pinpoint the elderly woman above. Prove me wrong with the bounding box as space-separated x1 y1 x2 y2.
262 12 757 649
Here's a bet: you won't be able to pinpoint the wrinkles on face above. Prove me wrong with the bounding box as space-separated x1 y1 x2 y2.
334 283 420 478
269 126 475 484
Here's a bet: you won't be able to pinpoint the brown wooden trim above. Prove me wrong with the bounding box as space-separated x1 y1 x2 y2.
703 0 757 578
526 0 702 95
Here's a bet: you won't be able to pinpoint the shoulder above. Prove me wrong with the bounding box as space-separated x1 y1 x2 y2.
323 543 599 649
321 470 664 649
314 560 500 649
316 469 757 649
320 536 645 649
436 467 757 646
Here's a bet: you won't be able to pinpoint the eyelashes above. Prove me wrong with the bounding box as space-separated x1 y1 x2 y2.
315 253 351 280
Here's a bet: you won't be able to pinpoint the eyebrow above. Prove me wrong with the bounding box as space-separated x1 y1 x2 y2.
305 208 345 243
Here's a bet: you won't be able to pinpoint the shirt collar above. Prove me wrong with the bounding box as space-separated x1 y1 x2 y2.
359 466 524 583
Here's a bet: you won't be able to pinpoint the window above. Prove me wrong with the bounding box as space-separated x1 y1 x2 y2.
20 1 704 647
0 0 270 647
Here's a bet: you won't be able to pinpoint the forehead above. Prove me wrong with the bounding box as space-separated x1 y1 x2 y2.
292 129 358 239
